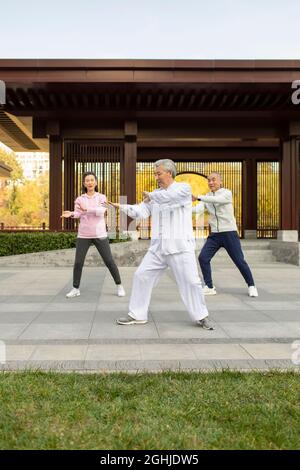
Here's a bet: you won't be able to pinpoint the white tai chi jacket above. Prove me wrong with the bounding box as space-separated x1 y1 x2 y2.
120 182 195 255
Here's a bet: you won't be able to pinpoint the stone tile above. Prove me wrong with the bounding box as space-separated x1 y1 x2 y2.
241 343 295 360
19 324 91 340
30 345 88 361
263 311 300 322
93 311 126 323
45 302 97 312
219 322 300 339
243 301 300 311
89 322 159 339
150 310 190 322
83 360 151 371
4 296 55 304
96 302 129 312
0 311 40 323
86 344 141 361
0 272 17 282
191 343 252 360
204 296 253 311
34 310 95 324
53 294 99 304
0 324 29 340
0 303 46 313
149 302 188 312
140 344 196 360
210 310 272 323
155 322 229 339
281 322 300 335
5 345 36 361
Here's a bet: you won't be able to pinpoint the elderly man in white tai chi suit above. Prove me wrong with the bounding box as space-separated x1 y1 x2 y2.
105 159 213 330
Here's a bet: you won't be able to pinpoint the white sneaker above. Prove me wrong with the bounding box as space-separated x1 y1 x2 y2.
248 286 258 297
202 285 217 296
66 287 80 298
117 285 126 297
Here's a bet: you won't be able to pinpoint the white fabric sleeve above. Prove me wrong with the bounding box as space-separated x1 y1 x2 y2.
200 190 232 205
192 201 205 214
119 202 151 219
149 183 191 206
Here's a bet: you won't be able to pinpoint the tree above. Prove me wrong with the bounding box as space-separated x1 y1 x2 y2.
0 145 49 227
0 147 23 182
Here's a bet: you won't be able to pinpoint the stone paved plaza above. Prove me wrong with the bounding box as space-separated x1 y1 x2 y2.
0 252 300 372
0 253 300 371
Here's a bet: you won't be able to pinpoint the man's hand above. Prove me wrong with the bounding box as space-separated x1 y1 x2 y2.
61 211 72 218
102 201 120 209
77 201 87 212
142 191 150 203
192 194 199 202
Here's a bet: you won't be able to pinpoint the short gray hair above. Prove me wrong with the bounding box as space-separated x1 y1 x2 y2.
154 159 177 178
208 171 223 181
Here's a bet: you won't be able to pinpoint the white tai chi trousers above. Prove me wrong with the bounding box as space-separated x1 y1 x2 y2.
128 248 209 322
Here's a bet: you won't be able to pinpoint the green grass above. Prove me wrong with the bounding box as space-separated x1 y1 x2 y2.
0 371 299 450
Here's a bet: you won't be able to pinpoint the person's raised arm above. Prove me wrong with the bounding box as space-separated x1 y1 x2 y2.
61 198 83 219
192 201 205 214
103 201 151 219
84 195 107 217
147 183 191 206
198 189 232 205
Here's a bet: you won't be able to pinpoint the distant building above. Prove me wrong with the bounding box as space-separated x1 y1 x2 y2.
0 160 12 205
15 152 49 180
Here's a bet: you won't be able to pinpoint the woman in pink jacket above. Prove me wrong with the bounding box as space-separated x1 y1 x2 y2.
61 171 125 298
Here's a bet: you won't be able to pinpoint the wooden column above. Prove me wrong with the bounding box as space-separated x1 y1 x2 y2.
63 147 75 231
120 121 137 231
121 121 137 202
49 135 63 231
281 138 299 231
243 157 257 238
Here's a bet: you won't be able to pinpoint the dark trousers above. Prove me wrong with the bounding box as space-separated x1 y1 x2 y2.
73 237 121 288
199 231 255 288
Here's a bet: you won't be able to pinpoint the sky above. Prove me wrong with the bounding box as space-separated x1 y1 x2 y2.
0 0 300 59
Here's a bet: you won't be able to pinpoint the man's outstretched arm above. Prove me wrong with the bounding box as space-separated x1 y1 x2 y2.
198 189 232 204
146 183 192 206
103 201 151 219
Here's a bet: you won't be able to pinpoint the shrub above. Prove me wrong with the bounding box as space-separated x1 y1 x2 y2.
0 232 130 256
0 232 77 256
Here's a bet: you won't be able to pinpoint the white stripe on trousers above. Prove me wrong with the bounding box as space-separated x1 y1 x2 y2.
128 249 209 322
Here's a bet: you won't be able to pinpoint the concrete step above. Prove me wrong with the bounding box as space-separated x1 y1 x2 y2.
0 342 296 372
209 249 275 262
0 243 277 267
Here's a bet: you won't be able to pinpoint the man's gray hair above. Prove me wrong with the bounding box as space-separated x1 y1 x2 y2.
154 159 177 178
209 171 223 180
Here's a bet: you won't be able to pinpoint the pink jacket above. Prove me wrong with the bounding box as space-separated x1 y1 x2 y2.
71 192 107 238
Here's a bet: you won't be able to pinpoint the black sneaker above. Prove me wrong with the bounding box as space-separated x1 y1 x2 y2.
116 315 148 325
197 318 214 330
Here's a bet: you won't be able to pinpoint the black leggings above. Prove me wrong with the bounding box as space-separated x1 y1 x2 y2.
73 237 121 288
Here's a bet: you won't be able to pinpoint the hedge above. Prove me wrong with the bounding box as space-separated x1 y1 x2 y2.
0 232 130 257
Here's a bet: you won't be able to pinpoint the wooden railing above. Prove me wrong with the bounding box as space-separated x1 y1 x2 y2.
0 223 76 232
